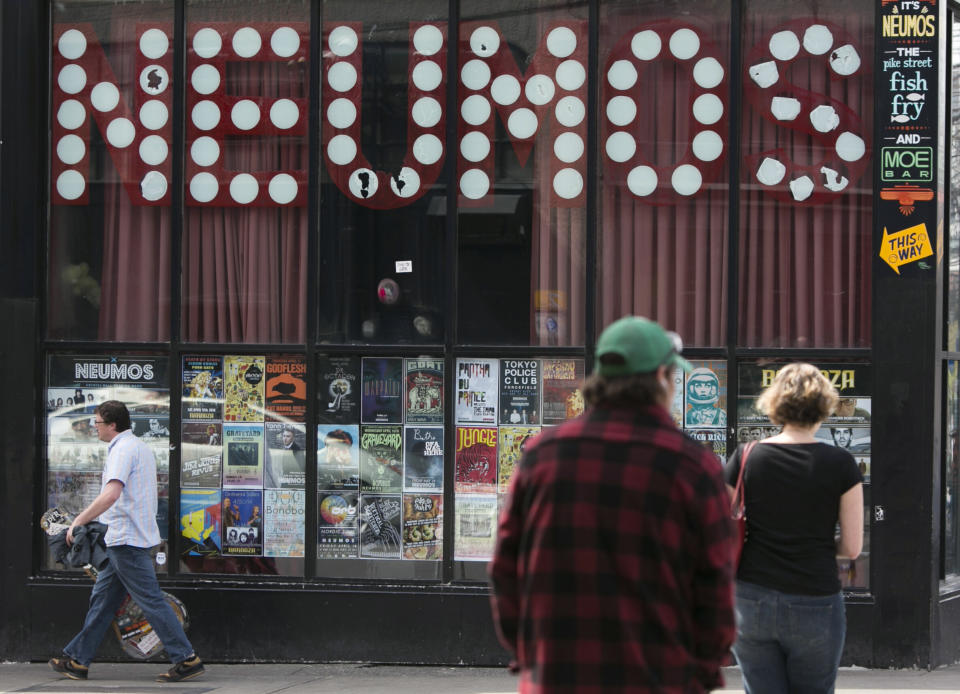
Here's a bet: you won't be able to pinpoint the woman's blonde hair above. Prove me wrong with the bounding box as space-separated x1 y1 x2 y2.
755 363 838 427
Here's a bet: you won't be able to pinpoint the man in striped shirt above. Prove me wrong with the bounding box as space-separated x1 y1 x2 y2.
49 400 204 683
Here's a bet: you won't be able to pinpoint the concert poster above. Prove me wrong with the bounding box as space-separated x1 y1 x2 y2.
498 426 540 493
683 361 728 429
180 488 222 557
180 421 222 488
359 424 403 493
359 494 403 559
263 421 306 489
455 358 498 424
499 359 541 425
264 488 305 558
265 355 307 422
360 357 403 424
181 355 223 421
317 355 360 424
131 415 170 445
47 470 101 516
453 494 498 561
223 355 266 422
455 426 497 494
222 423 264 488
317 424 360 490
404 358 444 424
687 429 727 464
221 489 263 556
402 493 442 560
541 359 585 425
403 426 443 492
318 490 359 558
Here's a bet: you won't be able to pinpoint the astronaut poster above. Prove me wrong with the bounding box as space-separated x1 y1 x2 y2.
683 360 728 429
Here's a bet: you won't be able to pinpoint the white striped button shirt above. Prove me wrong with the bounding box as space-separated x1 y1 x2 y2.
99 429 161 548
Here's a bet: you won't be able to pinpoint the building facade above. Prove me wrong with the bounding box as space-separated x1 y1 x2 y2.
2 0 960 668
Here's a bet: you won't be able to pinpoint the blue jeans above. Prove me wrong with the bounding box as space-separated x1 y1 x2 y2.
733 580 845 694
64 545 193 665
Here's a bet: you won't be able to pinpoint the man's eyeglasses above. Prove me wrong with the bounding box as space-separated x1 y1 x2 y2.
94 420 106 425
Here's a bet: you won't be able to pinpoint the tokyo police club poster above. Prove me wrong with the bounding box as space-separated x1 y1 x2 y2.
499 359 540 425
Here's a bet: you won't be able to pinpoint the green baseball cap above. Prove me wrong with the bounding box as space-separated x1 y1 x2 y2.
594 316 692 377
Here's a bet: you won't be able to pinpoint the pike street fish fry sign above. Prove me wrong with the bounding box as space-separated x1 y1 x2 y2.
877 0 938 276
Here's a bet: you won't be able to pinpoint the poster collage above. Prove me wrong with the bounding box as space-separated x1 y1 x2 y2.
737 362 872 590
315 356 445 561
180 355 306 560
45 355 171 568
454 358 586 561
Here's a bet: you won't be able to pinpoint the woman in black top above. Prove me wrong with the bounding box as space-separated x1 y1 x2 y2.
725 363 863 694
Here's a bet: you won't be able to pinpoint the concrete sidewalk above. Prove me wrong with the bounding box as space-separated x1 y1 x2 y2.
3 663 960 693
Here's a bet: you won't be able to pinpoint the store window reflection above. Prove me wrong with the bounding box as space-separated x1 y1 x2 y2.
946 361 960 576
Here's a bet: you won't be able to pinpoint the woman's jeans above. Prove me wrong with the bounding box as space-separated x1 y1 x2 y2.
64 545 194 666
733 580 845 694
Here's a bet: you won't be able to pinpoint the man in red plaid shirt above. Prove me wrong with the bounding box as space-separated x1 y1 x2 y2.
490 316 736 693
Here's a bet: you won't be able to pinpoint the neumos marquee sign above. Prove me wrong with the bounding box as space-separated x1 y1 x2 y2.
52 18 870 210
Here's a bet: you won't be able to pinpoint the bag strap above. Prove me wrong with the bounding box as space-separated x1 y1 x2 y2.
732 441 757 518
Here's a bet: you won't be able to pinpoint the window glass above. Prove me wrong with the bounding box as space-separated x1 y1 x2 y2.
44 354 170 572
739 1 873 348
317 1 448 345
457 0 588 346
597 0 730 346
315 355 444 578
453 357 584 580
948 17 960 353
737 361 871 591
946 361 960 576
182 0 310 343
49 1 174 341
179 354 306 576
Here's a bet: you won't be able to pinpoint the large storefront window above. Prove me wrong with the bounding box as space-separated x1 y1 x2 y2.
597 0 731 346
739 1 873 348
318 1 448 345
946 15 960 578
182 1 310 343
457 0 588 346
49 2 174 341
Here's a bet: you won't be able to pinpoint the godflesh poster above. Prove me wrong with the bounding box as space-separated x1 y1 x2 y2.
264 488 305 558
402 493 442 560
360 357 404 424
403 426 444 492
359 424 403 493
223 355 266 422
456 358 498 424
454 494 498 561
263 422 306 489
221 489 263 556
683 361 728 429
264 355 307 422
317 355 361 424
181 355 223 421
498 426 540 493
359 494 403 559
541 358 585 425
317 424 360 490
180 421 222 488
404 358 444 424
455 426 497 494
222 423 264 488
499 359 541 425
318 490 359 558
180 488 222 557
